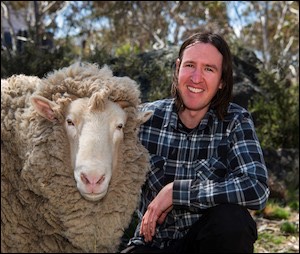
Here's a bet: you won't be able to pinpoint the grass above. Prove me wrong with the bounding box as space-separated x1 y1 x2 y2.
280 221 298 234
254 198 299 253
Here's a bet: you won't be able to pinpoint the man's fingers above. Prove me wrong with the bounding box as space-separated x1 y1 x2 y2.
140 213 157 242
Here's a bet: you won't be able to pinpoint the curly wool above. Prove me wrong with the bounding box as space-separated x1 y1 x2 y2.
1 62 150 253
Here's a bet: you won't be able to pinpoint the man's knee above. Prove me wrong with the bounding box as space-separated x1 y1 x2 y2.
207 204 256 230
192 204 257 253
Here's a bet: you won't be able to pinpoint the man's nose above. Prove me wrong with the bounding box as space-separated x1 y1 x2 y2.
191 68 203 83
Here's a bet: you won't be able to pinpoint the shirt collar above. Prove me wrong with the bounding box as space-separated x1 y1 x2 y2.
165 99 217 131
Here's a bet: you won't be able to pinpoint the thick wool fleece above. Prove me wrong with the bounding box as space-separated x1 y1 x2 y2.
1 63 150 253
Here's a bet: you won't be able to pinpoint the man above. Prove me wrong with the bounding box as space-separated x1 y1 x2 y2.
122 32 269 253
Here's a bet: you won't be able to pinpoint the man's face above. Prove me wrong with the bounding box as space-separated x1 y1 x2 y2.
176 42 223 114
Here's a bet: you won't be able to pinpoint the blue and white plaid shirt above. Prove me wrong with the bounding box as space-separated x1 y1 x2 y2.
129 98 269 249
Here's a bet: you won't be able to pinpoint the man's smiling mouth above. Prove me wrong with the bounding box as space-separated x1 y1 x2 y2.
188 86 204 93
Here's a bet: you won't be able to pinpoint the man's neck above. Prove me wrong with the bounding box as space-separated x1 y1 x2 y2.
178 108 207 129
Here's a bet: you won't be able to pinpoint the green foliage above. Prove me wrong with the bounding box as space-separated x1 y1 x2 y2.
287 188 300 211
280 221 298 234
85 48 172 102
1 43 74 79
2 1 298 152
115 43 141 57
249 70 299 149
260 200 291 220
83 47 113 69
269 207 291 220
89 1 230 53
138 61 172 102
288 200 299 212
257 232 285 244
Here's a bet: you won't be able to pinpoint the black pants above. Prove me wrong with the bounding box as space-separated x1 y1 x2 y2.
122 204 257 253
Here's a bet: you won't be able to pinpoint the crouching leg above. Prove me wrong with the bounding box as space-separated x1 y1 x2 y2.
178 203 258 253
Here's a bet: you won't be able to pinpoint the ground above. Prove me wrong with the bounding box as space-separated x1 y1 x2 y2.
254 211 299 253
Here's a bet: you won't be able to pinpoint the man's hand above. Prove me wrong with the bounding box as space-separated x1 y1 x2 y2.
140 182 174 242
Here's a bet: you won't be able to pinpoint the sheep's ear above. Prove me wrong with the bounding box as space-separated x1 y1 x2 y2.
137 111 153 124
30 95 59 122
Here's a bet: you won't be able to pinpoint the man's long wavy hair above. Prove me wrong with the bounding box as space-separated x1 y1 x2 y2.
171 32 233 120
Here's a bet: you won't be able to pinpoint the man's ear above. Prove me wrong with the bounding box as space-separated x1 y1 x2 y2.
219 81 223 89
176 58 181 73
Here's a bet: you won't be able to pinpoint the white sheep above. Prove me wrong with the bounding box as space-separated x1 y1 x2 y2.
1 62 152 253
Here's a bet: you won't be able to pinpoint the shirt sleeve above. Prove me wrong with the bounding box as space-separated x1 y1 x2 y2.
173 113 270 211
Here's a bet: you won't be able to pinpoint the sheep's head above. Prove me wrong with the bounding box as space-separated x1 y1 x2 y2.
30 90 152 202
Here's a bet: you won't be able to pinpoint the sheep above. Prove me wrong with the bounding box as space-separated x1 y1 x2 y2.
1 62 152 253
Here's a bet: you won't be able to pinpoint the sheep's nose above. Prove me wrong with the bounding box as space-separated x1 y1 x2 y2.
80 173 105 189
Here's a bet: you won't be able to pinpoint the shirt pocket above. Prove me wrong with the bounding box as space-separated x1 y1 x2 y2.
194 157 228 181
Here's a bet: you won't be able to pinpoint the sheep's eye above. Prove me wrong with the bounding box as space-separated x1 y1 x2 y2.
117 123 124 130
66 119 74 126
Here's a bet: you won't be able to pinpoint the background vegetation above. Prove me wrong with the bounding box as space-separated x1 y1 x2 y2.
1 1 298 150
1 2 299 252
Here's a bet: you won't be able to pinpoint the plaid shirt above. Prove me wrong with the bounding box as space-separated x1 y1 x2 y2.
129 98 269 249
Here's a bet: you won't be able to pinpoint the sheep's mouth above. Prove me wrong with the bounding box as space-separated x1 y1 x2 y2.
81 191 107 202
